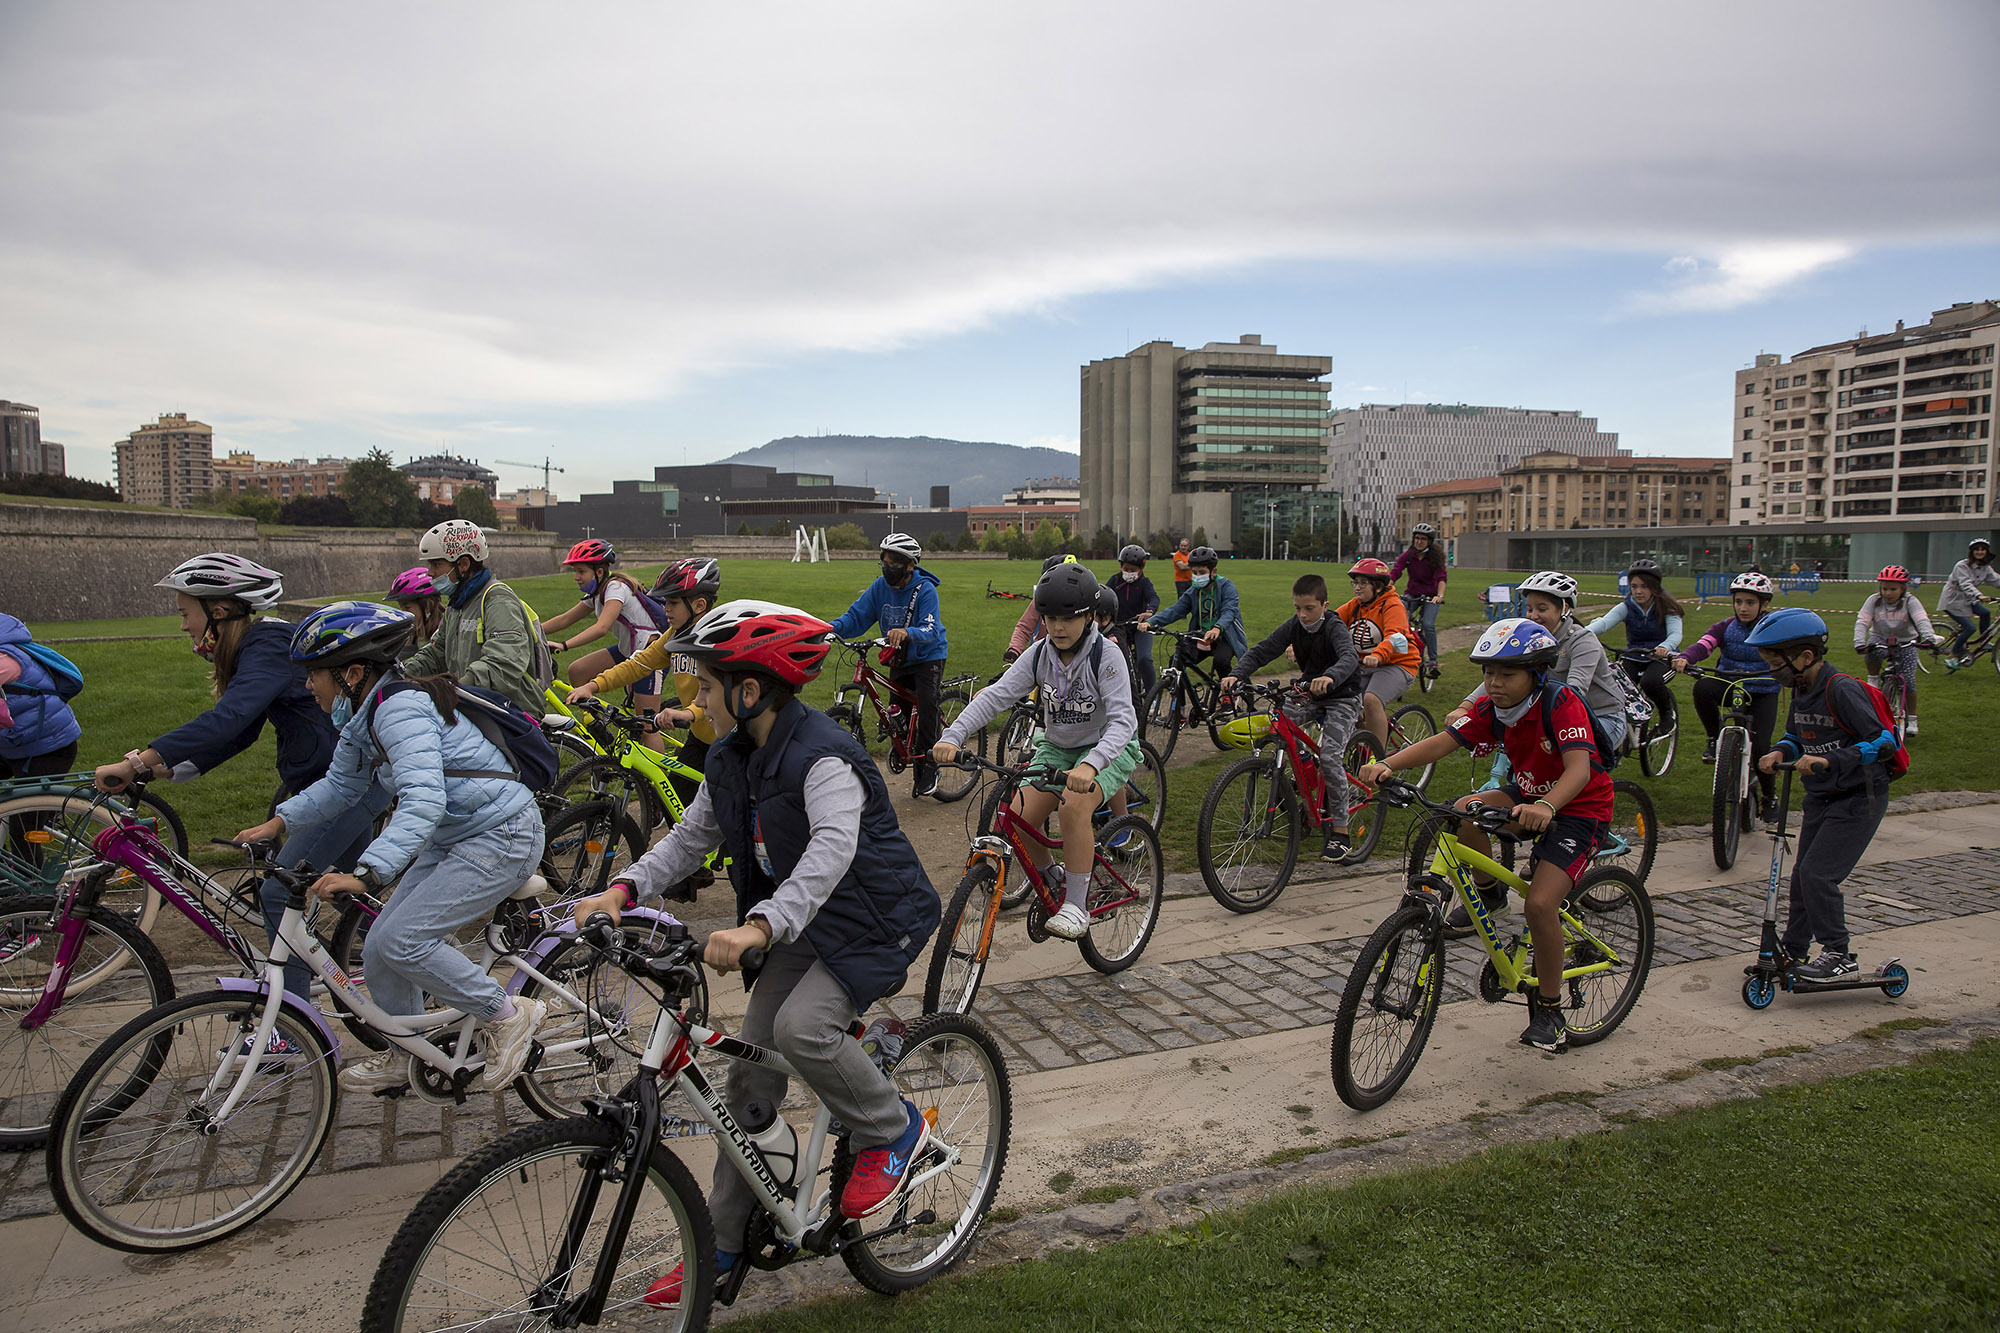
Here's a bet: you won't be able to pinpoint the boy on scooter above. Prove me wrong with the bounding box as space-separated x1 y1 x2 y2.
1747 608 1900 981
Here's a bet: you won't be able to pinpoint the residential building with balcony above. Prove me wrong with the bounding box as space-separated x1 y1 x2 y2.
1395 475 1504 540
1395 452 1727 543
0 401 66 479
114 412 214 507
212 452 351 502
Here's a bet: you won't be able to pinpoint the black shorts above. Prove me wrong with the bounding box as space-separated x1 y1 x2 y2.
1499 784 1605 883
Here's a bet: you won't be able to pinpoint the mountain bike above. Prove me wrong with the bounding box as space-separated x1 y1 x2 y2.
1196 681 1387 912
545 695 724 894
0 775 189 930
1400 593 1441 693
540 686 612 771
361 918 1010 1330
1331 778 1655 1111
970 736 1166 909
825 638 983 802
1140 626 1239 762
1615 650 1679 777
1940 595 1999 674
1402 771 1658 892
1860 639 1933 743
925 756 1163 1015
1679 666 1778 870
45 847 685 1252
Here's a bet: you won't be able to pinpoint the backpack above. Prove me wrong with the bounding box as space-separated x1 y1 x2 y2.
0 642 84 701
1829 670 1910 781
475 582 556 698
369 680 560 791
1495 680 1618 772
605 575 674 640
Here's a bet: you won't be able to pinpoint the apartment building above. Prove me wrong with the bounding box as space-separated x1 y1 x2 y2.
1330 404 1625 549
1395 475 1504 539
401 453 502 506
115 412 214 507
1395 451 1727 540
1732 300 1997 527
1080 335 1331 549
0 401 66 479
212 452 350 501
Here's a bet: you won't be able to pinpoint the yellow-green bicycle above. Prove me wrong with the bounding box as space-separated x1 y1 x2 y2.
542 695 720 898
1330 777 1655 1111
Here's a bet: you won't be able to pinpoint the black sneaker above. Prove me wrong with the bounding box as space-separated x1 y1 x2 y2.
1758 795 1779 825
1793 950 1858 982
1520 992 1569 1052
1320 831 1351 862
1700 741 1717 763
1444 885 1508 937
912 766 939 800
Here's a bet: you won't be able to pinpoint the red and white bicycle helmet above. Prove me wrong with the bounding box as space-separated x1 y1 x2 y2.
1347 557 1393 582
1730 571 1776 598
653 556 722 601
1876 564 1909 584
562 538 616 567
418 519 489 564
666 600 834 686
154 553 285 612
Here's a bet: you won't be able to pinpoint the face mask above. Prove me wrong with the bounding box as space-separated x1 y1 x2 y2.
431 575 456 597
1121 571 1138 583
1191 573 1211 588
882 562 912 588
1493 691 1538 727
192 624 219 661
579 578 599 597
331 695 354 728
1298 612 1323 630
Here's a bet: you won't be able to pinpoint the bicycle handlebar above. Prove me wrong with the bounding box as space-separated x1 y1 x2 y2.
569 695 662 735
579 912 765 982
943 752 1092 793
1371 776 1524 834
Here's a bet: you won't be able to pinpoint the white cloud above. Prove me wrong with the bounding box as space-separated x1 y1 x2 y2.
1631 243 1857 314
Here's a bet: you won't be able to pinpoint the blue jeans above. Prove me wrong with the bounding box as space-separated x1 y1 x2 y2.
1947 605 1989 656
1416 599 1441 663
362 803 545 1021
261 782 391 998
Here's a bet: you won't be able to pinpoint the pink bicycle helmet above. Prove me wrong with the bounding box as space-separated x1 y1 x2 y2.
387 567 436 601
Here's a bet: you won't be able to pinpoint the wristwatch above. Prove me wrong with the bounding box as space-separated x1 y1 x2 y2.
355 865 384 894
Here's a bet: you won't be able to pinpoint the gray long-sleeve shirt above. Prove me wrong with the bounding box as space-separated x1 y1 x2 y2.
941 625 1137 773
613 757 863 943
1937 559 2000 616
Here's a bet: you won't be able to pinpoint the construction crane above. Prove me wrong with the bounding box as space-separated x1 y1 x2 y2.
497 457 566 499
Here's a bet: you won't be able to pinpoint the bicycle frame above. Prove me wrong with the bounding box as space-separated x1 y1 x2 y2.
1260 700 1330 830
1419 822 1625 993
981 776 1145 923
835 650 921 762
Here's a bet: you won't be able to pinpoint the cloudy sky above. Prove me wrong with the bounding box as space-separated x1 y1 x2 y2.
4 2 1998 496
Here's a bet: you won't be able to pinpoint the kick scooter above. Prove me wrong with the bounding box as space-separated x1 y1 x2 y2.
1741 761 1911 1009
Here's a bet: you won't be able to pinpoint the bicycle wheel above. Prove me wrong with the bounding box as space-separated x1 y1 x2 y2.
824 699 868 748
1106 739 1167 834
0 791 185 933
1597 779 1657 884
1142 671 1185 763
923 862 1001 1015
1418 662 1435 694
996 707 1038 767
512 917 684 1119
1711 728 1746 870
1079 815 1162 973
1331 897 1445 1111
541 799 648 900
1638 703 1678 778
1196 754 1300 913
47 989 337 1252
838 1012 1011 1294
362 1114 715 1333
1388 704 1438 791
0 896 175 1151
551 755 654 836
930 686 983 804
1340 729 1388 865
1559 866 1655 1046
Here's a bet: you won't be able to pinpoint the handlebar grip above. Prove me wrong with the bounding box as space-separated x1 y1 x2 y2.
739 945 767 972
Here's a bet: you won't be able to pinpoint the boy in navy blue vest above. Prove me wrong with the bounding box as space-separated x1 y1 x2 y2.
569 601 939 1306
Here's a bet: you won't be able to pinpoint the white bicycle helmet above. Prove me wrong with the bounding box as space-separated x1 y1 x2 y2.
418 519 489 564
879 532 922 562
155 552 285 612
1518 570 1579 605
1730 571 1776 598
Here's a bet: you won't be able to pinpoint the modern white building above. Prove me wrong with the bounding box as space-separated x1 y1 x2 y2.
1328 404 1624 550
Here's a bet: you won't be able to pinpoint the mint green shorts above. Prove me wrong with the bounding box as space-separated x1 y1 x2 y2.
1030 737 1144 798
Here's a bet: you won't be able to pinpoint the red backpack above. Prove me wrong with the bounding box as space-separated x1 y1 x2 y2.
1831 670 1909 780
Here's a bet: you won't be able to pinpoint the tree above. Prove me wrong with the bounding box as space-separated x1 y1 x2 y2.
1090 525 1118 559
737 521 753 536
928 530 952 552
980 526 1007 553
278 494 352 527
1238 524 1264 559
1003 528 1031 561
1028 519 1062 561
228 492 284 524
0 473 120 502
955 527 979 551
455 484 498 528
1191 526 1209 550
1368 519 1382 554
825 522 869 550
343 449 420 529
1145 529 1173 561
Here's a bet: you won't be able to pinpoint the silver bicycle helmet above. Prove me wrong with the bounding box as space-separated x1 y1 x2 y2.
155 552 285 611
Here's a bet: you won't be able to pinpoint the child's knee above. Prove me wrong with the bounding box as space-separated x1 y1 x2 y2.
772 1008 845 1067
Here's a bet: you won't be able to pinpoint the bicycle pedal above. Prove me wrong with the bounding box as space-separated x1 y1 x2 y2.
372 1084 409 1100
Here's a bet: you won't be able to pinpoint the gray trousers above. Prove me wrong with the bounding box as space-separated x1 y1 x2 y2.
1286 691 1363 825
1785 784 1888 956
710 940 908 1252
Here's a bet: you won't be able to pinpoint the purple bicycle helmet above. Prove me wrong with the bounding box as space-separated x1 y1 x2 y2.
387 567 437 601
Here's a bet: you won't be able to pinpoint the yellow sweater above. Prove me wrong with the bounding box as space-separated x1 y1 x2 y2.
588 638 715 743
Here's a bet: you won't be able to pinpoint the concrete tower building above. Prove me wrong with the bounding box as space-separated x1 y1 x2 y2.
115 412 214 508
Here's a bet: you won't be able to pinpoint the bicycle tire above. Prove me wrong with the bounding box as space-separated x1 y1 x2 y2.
1599 779 1657 884
1418 664 1435 694
1331 897 1445 1111
836 1012 1011 1294
1142 670 1185 763
825 699 868 748
541 799 648 900
47 988 337 1252
1638 703 1678 778
361 1114 715 1333
923 861 1000 1015
0 895 175 1151
0 790 186 933
1196 754 1299 913
1111 739 1168 834
1559 866 1655 1046
1341 729 1388 865
511 917 684 1119
930 686 983 804
1078 815 1162 973
1711 728 1746 870
996 707 1038 767
1388 704 1438 791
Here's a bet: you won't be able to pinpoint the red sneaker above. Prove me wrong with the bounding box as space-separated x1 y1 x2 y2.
644 1251 737 1307
840 1100 929 1219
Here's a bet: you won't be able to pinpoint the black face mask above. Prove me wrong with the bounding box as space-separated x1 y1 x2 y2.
1766 648 1814 687
881 561 913 588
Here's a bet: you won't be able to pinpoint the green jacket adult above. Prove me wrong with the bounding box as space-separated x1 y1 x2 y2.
399 570 542 713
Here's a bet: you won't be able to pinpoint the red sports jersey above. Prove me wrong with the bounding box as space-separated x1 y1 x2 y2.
1448 688 1614 821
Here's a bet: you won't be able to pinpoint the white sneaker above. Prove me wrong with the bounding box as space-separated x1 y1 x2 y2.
477 997 546 1091
1045 902 1090 940
339 1051 412 1096
1904 716 1918 735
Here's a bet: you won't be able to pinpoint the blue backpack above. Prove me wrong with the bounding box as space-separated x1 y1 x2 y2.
1 642 84 701
370 680 559 791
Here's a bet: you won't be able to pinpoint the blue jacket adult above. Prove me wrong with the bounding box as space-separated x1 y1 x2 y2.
275 679 535 883
705 699 937 1010
1153 574 1248 658
151 618 338 793
830 566 948 665
0 615 82 761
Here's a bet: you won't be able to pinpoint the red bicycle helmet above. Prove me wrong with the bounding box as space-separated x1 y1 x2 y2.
653 556 722 601
667 600 833 686
1347 557 1393 581
563 538 616 567
1877 564 1909 584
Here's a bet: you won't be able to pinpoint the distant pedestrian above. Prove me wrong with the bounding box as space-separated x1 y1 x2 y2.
1172 539 1193 600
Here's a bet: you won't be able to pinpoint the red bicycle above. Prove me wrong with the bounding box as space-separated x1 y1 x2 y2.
1196 679 1386 912
824 637 984 802
923 756 1164 1015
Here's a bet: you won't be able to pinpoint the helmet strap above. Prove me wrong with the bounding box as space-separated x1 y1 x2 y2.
723 672 777 725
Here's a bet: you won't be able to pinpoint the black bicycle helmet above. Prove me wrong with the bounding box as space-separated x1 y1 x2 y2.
1034 563 1100 617
1189 545 1218 567
1041 552 1078 574
1093 585 1118 621
1117 544 1148 565
1625 558 1663 582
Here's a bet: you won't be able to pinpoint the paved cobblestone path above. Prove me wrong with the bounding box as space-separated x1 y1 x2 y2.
3 851 1991 1221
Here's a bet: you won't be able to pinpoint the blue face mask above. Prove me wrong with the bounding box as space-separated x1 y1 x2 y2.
579 578 599 597
1191 573 1211 588
431 575 456 598
331 695 354 728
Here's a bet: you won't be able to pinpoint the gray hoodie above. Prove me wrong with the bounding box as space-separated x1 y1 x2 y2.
943 626 1137 773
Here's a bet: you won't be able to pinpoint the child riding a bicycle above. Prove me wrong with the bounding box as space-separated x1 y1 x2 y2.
1361 618 1616 1053
1939 538 1999 668
1220 572 1364 862
1585 558 1683 729
830 533 949 798
935 563 1142 940
1749 607 1899 982
1854 565 1939 736
1335 558 1420 750
1673 570 1781 820
1140 545 1244 680
1111 544 1161 697
1390 523 1448 678
566 600 940 1304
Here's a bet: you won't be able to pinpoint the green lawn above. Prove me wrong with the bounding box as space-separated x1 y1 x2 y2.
732 1039 2000 1332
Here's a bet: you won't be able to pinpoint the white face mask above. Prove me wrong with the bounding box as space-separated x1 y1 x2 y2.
1191 573 1211 588
1121 571 1138 583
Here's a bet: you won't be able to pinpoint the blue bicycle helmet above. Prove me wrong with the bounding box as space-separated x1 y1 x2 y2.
1468 617 1561 670
290 600 415 668
1744 606 1828 650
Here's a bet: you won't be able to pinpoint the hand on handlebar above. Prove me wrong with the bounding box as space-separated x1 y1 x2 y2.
310 871 363 902
94 760 144 792
1669 656 1689 674
1359 760 1395 786
931 739 961 764
706 920 771 972
1509 800 1553 833
565 683 598 705
1218 675 1238 693
572 888 627 930
234 816 286 845
1307 675 1333 696
1064 762 1099 796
